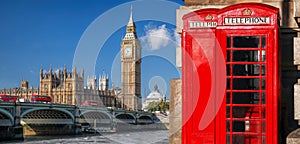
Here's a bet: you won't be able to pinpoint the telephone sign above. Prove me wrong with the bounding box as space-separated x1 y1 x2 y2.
182 3 280 144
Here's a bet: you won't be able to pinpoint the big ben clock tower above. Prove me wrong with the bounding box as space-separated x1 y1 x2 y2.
121 6 142 110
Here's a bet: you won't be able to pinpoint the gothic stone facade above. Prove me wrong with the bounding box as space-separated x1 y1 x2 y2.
40 66 84 105
39 66 117 107
0 80 39 100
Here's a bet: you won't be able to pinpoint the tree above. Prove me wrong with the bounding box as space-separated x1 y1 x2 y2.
146 101 169 112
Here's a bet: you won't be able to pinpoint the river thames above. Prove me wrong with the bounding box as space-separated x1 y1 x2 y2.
3 124 169 144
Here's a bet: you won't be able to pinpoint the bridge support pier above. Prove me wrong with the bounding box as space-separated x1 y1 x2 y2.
0 126 23 140
14 103 24 140
74 108 82 135
0 103 24 140
13 125 24 140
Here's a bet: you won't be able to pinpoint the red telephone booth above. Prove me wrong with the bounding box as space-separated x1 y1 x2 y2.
182 3 280 144
182 8 223 144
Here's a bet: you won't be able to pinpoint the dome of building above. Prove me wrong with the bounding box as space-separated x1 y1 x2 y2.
142 84 165 110
146 85 164 100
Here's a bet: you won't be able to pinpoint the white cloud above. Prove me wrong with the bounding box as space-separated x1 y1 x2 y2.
141 24 173 51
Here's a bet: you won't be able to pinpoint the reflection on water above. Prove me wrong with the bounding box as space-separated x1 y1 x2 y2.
3 133 103 144
2 124 169 144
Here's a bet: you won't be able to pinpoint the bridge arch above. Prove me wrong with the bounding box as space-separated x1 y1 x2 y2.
0 108 14 126
137 115 153 120
79 110 113 132
80 110 112 120
137 115 153 124
21 108 75 121
115 113 136 120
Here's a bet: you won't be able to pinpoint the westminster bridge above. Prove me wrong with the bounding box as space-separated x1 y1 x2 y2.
0 102 154 140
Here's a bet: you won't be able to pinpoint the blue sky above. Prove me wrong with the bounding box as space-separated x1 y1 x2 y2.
0 0 183 99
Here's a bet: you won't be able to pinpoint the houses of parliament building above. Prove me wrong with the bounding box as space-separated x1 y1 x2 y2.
0 66 119 108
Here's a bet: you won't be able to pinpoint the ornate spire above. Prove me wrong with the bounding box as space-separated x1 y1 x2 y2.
154 84 158 91
101 69 105 79
40 67 43 75
124 5 137 40
63 65 67 72
49 65 53 74
72 66 76 74
81 67 84 78
127 5 134 26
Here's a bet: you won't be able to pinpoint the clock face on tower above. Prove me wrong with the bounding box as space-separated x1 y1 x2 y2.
124 47 132 57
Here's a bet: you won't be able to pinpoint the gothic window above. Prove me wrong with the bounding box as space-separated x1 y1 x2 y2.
61 96 64 103
44 84 48 89
68 95 72 101
68 83 72 89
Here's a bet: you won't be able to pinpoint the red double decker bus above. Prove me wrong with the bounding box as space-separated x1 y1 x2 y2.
81 100 99 107
31 94 52 103
0 94 19 102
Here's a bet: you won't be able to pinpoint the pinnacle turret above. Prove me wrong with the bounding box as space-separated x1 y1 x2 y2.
127 5 134 27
